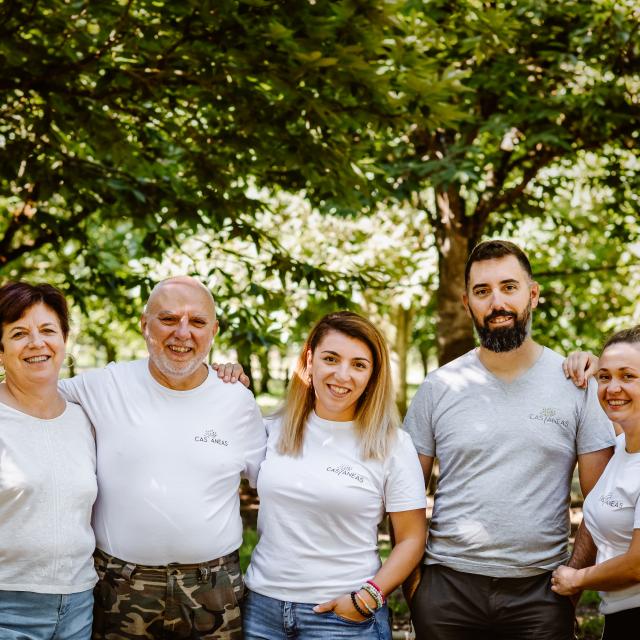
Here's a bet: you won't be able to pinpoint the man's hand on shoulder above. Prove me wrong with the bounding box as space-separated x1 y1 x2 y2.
212 363 250 388
563 351 598 389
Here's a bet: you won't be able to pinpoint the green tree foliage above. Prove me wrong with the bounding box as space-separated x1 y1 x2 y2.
380 0 640 363
2 0 639 374
0 0 451 305
490 153 640 354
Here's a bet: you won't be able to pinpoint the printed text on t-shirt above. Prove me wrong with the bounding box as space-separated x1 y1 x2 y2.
599 493 624 508
528 407 569 428
326 464 364 483
194 429 229 446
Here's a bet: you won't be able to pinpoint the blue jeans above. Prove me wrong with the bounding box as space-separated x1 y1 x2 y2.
244 589 392 640
0 589 93 640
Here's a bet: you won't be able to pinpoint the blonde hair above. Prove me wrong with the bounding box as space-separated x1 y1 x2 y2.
277 311 399 460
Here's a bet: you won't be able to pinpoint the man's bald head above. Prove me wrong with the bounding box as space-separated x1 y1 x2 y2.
145 276 216 321
141 276 219 390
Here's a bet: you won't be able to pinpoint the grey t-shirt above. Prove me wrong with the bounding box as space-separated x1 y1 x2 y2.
404 347 615 578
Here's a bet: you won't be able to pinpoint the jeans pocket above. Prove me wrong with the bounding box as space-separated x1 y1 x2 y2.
329 611 375 626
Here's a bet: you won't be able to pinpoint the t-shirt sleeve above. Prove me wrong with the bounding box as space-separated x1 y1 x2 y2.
576 378 616 455
383 431 427 512
58 374 87 404
403 378 436 457
241 398 268 488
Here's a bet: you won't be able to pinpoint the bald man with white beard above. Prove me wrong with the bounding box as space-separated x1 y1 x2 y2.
60 277 266 640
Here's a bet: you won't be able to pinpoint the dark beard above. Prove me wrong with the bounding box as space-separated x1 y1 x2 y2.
472 305 531 353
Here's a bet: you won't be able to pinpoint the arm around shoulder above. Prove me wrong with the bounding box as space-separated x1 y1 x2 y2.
563 351 599 389
58 373 84 403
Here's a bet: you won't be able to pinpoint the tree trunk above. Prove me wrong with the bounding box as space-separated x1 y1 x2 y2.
434 189 477 365
104 340 117 365
418 343 430 379
67 355 76 378
257 350 272 395
236 345 255 395
282 352 290 391
394 304 413 416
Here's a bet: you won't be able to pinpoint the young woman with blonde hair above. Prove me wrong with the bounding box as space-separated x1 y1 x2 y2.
244 311 426 639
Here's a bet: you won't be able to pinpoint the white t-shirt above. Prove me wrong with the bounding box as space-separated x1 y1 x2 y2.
0 401 97 594
245 412 426 603
59 359 266 565
582 432 640 614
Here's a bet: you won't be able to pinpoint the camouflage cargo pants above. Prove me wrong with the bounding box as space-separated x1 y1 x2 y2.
92 548 244 640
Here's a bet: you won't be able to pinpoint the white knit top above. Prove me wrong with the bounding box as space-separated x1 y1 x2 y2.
0 400 98 594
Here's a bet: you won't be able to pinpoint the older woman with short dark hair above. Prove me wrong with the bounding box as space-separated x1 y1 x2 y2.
0 281 97 640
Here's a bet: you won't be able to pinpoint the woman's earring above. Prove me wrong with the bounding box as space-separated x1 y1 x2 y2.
64 354 76 374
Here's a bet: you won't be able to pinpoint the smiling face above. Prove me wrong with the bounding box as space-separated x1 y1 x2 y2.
596 342 640 429
308 329 373 422
141 278 218 389
463 255 539 352
0 302 66 386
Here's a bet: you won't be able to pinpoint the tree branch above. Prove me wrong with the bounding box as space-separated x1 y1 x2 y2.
473 148 557 234
0 0 38 38
0 205 97 268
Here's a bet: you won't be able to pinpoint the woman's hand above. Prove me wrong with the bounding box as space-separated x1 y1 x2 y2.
313 592 369 622
562 351 598 389
551 565 582 596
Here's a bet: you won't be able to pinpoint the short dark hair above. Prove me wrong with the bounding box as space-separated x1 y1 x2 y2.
465 240 533 288
0 281 70 350
600 325 640 356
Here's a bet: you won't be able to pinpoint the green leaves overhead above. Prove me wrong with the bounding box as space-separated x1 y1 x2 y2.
1 0 639 368
1 0 443 280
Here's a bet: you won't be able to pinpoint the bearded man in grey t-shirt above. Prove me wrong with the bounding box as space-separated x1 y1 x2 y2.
404 240 616 640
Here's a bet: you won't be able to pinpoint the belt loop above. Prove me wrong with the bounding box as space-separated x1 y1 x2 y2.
122 563 137 581
198 566 210 582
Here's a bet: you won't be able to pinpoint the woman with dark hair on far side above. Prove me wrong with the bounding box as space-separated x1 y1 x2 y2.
552 326 640 639
0 282 97 640
243 311 427 639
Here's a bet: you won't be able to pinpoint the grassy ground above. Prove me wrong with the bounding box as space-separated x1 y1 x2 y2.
574 590 604 640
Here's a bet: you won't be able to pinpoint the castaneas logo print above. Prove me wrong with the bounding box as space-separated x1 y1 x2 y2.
326 463 364 483
529 407 569 428
600 493 624 508
195 429 229 446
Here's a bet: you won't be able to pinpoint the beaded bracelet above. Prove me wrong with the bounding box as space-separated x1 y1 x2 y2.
361 582 384 609
355 590 375 615
350 591 372 618
366 579 385 602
